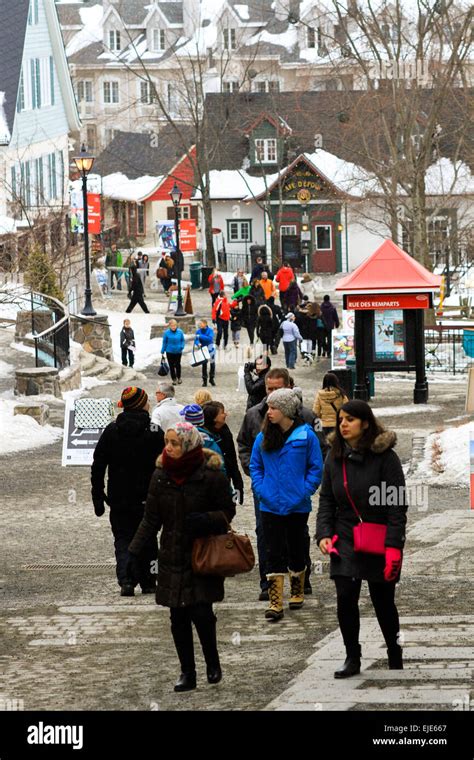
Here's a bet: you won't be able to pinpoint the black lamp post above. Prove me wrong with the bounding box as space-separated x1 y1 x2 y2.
73 144 96 316
169 181 186 316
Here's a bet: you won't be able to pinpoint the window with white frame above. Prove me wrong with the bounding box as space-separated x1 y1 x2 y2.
253 80 279 93
222 80 239 93
227 219 252 242
268 80 280 93
109 30 121 52
28 0 39 25
140 80 155 104
167 83 179 112
103 81 119 104
253 81 267 93
152 29 166 51
307 27 316 48
280 225 297 237
315 224 332 250
77 80 93 102
428 215 451 264
223 28 237 50
254 138 277 164
105 128 116 145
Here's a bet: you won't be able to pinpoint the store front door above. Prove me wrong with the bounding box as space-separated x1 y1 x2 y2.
281 235 302 269
312 222 336 272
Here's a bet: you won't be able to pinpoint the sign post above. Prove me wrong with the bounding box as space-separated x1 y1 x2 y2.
61 400 106 466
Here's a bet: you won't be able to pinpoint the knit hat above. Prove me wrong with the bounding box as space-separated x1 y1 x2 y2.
118 386 148 410
167 421 203 453
180 403 205 427
267 388 301 420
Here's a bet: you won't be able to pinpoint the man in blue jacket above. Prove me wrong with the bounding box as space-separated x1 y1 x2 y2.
194 319 216 387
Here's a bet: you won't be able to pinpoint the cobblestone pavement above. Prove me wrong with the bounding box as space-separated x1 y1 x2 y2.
1 284 473 711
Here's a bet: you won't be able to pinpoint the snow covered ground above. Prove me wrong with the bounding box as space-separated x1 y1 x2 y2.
0 399 63 456
372 404 441 416
99 310 164 370
410 422 472 487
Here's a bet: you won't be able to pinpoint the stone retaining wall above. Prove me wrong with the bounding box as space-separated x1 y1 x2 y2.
70 315 113 360
15 310 52 341
15 367 61 398
58 362 81 393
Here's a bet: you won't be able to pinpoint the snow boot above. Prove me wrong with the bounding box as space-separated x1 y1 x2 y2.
265 574 284 621
387 645 403 670
334 645 361 679
288 569 305 609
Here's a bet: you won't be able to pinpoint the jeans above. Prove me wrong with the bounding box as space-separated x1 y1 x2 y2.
283 339 297 369
121 348 134 367
201 359 215 383
261 511 309 574
334 576 400 652
216 318 229 348
109 509 157 588
252 487 268 591
166 352 182 381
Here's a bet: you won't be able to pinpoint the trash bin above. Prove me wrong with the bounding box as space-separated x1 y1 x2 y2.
346 358 374 400
331 368 353 399
189 261 202 290
201 266 213 290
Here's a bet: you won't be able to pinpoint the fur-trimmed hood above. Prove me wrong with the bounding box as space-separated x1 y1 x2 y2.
326 428 397 454
155 447 222 469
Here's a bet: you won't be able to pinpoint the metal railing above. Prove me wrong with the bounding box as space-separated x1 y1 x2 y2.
0 286 70 370
424 326 474 375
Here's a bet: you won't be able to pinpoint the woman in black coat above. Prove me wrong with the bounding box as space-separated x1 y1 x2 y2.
129 421 235 692
202 401 244 505
241 294 258 345
256 304 274 353
126 265 150 313
316 400 407 678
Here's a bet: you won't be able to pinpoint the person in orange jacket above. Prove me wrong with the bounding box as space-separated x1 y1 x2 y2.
259 271 276 301
208 269 225 305
275 262 295 311
212 291 231 348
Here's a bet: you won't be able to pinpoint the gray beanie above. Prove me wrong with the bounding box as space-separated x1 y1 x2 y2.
266 388 301 420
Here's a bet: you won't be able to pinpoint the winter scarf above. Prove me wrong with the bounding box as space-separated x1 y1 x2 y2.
162 446 204 485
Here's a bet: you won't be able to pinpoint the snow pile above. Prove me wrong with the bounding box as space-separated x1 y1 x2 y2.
410 422 472 486
66 4 103 57
373 404 441 417
0 359 14 379
0 91 11 144
0 399 63 456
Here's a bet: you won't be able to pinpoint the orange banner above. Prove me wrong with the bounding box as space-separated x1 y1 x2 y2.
179 219 197 252
87 193 101 235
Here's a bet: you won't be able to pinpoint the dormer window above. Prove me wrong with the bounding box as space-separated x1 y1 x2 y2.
109 30 121 52
152 29 166 51
223 28 237 50
307 28 316 48
255 138 277 164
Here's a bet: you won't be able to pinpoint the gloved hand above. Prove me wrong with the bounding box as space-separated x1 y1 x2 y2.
92 493 106 517
185 512 213 537
328 534 340 557
384 547 402 582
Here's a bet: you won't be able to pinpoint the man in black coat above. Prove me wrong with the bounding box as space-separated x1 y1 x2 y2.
126 265 150 313
237 367 323 600
91 387 165 596
320 294 340 357
243 356 271 410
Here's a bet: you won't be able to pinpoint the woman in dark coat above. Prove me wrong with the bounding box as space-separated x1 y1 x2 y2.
249 279 265 307
316 400 407 678
256 304 274 353
241 294 258 345
285 280 303 312
202 401 244 505
128 421 235 692
126 265 150 313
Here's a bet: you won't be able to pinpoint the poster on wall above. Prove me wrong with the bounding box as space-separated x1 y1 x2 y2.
156 220 197 253
332 332 355 368
373 309 405 362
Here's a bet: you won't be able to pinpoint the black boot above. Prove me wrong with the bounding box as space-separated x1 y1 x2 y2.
193 606 222 685
387 645 403 670
171 613 196 692
334 645 361 679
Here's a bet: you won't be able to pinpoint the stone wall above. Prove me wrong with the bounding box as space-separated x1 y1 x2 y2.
14 402 50 426
58 362 81 393
15 310 52 341
15 367 61 398
150 315 196 339
70 315 113 360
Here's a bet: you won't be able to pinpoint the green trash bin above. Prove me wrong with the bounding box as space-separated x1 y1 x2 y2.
189 261 202 290
346 358 374 400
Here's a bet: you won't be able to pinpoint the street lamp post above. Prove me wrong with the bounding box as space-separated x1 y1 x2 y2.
73 144 96 316
169 182 186 317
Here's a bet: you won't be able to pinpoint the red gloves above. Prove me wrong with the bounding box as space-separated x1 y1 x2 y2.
384 547 402 582
328 534 340 557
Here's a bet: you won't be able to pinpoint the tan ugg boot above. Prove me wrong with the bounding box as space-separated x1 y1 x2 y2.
265 574 284 621
288 569 306 609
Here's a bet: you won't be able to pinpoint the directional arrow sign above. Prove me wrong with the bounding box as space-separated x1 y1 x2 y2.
62 402 109 466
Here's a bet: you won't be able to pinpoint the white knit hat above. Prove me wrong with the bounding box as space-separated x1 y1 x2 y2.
266 388 301 420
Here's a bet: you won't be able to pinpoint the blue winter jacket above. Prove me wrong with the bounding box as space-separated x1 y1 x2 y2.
250 423 323 515
194 326 216 359
161 328 185 354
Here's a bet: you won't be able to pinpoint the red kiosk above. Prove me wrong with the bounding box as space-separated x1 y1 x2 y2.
336 240 442 404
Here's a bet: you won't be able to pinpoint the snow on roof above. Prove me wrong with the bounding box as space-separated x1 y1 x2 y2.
0 215 17 234
192 169 280 200
66 4 103 57
425 157 474 196
234 4 250 20
304 149 382 196
0 91 11 144
249 25 298 49
101 173 164 202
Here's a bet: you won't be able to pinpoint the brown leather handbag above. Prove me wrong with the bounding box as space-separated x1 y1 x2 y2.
192 523 255 577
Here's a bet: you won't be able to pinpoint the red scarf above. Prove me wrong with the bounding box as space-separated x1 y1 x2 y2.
162 447 204 485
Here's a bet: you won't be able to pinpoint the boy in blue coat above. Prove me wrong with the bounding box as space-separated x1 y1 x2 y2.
250 387 323 620
194 319 216 387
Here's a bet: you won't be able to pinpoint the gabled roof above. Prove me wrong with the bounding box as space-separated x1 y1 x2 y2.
93 126 196 179
336 240 443 292
0 0 30 140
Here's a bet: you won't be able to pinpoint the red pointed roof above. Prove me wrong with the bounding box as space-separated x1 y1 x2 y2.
336 240 442 293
